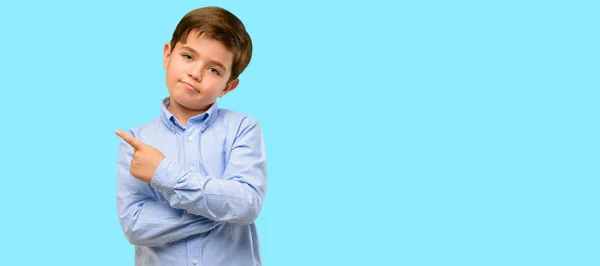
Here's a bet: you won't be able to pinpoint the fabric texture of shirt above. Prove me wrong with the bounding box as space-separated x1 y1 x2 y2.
116 98 267 266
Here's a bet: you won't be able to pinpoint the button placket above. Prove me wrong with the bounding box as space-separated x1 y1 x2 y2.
187 126 200 175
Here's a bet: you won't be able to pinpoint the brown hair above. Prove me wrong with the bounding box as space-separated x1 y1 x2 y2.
170 6 252 81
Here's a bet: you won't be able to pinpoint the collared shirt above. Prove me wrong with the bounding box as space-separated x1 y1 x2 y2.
116 98 267 266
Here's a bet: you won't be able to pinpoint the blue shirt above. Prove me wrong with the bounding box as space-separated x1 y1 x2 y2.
116 98 267 266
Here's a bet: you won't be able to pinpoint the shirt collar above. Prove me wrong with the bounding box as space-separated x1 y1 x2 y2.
159 97 219 131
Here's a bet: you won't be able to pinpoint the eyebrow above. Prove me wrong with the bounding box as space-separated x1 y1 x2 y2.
181 46 228 72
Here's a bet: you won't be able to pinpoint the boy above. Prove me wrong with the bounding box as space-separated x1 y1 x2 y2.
115 6 267 266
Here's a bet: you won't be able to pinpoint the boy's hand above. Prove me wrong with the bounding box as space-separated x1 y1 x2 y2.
116 130 165 183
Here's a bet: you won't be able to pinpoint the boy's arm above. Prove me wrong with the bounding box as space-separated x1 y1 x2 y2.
116 132 220 247
150 117 267 224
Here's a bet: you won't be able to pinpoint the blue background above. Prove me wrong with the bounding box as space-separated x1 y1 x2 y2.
1 0 598 265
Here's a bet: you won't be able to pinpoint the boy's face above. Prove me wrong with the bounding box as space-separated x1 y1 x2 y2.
163 30 238 112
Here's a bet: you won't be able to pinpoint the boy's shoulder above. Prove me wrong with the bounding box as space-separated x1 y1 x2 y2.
205 107 262 135
215 108 259 125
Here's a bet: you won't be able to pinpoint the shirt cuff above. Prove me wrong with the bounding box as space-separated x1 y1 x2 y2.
150 158 177 192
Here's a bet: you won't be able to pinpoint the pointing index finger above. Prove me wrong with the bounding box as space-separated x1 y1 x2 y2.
115 130 144 150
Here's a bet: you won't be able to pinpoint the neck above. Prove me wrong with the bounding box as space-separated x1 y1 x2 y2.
168 99 211 127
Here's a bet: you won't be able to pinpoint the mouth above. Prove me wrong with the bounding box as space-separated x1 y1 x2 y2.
180 81 200 93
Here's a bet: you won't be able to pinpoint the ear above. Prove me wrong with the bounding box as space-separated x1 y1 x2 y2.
163 43 172 70
220 79 239 98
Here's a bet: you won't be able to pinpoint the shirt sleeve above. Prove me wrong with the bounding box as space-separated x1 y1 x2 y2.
116 129 221 247
150 117 268 225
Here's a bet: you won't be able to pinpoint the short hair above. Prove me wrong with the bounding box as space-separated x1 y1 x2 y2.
170 6 253 81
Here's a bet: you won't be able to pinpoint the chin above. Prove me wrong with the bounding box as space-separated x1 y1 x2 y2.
172 94 211 111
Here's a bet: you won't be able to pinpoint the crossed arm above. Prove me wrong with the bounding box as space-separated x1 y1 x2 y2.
116 118 267 246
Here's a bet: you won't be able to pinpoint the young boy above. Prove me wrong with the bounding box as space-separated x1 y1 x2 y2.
115 6 267 266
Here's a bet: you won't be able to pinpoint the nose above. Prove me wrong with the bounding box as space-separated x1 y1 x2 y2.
187 64 203 82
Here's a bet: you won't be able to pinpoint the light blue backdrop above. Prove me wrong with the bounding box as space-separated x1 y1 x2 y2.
1 0 598 265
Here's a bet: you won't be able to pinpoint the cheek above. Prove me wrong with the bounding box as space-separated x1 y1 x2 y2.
169 63 185 75
167 58 186 72
167 68 186 84
204 77 225 89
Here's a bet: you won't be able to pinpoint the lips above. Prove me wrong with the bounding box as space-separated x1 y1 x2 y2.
180 81 199 92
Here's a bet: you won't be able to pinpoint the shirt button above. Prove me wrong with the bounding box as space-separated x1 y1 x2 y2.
190 167 196 172
187 136 193 142
192 258 198 265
